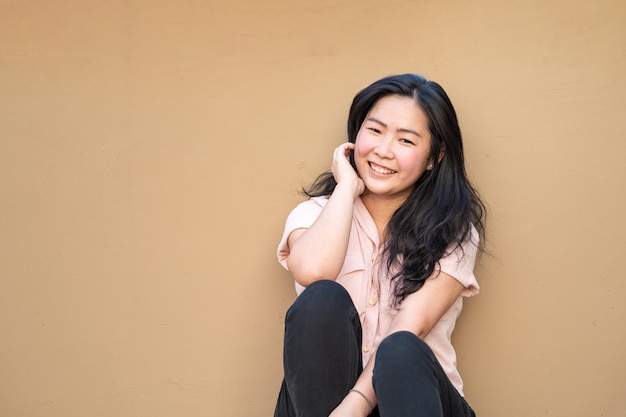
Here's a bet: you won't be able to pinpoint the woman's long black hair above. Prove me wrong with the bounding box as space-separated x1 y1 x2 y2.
304 74 486 303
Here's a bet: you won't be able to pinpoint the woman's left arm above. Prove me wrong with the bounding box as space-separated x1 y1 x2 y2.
329 272 465 417
387 270 465 338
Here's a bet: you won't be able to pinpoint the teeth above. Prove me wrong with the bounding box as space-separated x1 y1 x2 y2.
370 163 396 174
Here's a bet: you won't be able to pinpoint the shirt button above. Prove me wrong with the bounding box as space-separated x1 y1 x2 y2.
368 297 378 306
363 344 371 352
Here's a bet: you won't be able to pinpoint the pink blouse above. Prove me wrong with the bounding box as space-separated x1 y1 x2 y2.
277 196 479 396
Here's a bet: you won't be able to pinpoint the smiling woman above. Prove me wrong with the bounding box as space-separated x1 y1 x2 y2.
273 74 486 417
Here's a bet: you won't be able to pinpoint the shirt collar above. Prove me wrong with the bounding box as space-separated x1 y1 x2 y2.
353 197 380 247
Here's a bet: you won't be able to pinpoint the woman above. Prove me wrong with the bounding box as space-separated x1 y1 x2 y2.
274 74 486 417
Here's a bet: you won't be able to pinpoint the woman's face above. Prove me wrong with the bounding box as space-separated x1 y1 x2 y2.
354 94 434 202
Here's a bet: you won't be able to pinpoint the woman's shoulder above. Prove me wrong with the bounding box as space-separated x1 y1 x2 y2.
284 195 330 223
291 195 329 211
309 195 330 206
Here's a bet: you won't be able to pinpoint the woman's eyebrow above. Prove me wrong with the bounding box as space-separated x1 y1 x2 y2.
366 117 387 127
398 127 421 137
366 117 421 137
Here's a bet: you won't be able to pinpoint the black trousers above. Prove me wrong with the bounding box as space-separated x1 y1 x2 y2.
274 280 476 417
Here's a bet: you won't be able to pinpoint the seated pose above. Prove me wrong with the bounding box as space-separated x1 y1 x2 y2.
273 74 486 417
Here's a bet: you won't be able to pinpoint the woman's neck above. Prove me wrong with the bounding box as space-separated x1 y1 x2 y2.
361 193 407 242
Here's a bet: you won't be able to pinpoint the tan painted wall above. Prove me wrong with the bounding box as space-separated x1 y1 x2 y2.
1 0 624 416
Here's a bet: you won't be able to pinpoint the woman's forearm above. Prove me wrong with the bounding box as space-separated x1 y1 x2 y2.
287 181 360 286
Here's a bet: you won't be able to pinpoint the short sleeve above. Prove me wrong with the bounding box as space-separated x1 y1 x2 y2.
277 197 328 270
436 224 480 297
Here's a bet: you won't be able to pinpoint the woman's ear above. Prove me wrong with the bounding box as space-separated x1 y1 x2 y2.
427 143 446 170
437 143 446 163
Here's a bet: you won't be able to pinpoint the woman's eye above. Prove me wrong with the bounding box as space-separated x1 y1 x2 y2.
400 138 415 145
368 127 381 134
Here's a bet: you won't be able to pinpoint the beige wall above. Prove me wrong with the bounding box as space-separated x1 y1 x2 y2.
1 0 625 416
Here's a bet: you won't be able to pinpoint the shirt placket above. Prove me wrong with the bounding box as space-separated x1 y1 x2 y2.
361 244 380 363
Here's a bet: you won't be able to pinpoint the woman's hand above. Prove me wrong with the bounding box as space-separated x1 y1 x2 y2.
332 142 365 199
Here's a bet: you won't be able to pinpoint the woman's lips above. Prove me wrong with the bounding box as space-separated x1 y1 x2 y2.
369 161 397 174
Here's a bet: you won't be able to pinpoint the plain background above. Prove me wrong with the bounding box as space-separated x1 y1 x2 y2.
1 0 625 416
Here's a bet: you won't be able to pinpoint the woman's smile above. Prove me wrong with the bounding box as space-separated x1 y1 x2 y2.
368 161 397 175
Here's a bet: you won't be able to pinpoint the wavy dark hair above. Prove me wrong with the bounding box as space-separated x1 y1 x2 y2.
304 74 486 303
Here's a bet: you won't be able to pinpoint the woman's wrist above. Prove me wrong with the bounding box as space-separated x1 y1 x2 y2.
347 389 373 415
335 178 363 201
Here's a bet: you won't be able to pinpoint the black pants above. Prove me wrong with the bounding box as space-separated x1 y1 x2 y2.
274 280 476 417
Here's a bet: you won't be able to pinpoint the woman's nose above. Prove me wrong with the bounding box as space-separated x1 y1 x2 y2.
374 136 394 158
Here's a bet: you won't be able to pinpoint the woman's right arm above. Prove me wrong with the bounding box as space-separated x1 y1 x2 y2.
286 143 364 287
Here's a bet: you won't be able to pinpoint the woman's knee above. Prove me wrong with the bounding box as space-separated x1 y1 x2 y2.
286 280 355 327
374 331 435 373
373 333 446 416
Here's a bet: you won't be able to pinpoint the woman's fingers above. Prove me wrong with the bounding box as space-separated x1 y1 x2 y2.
333 143 353 170
332 143 365 196
334 142 354 161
